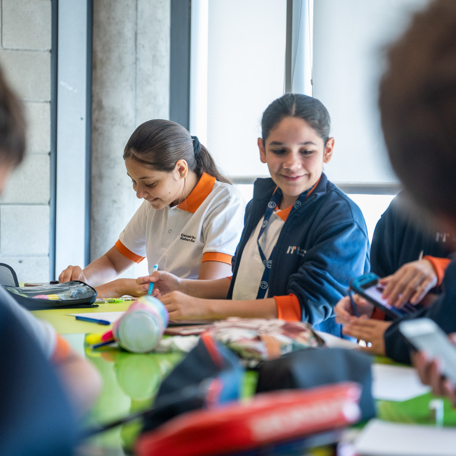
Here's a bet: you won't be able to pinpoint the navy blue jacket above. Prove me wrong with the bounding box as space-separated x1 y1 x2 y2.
371 193 452 278
0 288 77 455
227 174 370 336
385 258 456 364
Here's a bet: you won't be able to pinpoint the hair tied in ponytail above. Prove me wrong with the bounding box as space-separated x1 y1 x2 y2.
191 135 201 156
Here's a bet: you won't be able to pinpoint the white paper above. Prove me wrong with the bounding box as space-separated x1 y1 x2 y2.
69 311 125 323
355 419 456 455
372 364 430 401
315 331 358 349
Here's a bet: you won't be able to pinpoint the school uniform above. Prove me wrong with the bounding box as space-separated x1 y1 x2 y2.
370 193 452 320
228 173 370 336
384 258 456 364
116 173 245 278
2 287 71 361
371 192 452 284
0 287 77 455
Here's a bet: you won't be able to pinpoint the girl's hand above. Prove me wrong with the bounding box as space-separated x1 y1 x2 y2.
335 295 374 325
412 334 456 406
136 271 182 297
159 291 211 321
342 318 392 355
95 278 149 299
59 265 87 284
379 259 437 307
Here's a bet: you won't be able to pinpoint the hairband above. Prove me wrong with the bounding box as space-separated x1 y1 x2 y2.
191 135 201 156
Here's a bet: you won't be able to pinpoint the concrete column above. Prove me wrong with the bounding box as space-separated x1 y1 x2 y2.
0 0 52 282
91 0 170 273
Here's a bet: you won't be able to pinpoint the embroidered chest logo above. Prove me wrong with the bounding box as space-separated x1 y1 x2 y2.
435 232 451 243
286 246 306 257
180 233 196 243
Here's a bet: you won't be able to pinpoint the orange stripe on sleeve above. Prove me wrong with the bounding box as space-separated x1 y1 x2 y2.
52 335 71 363
423 256 451 287
202 252 232 265
274 293 301 321
115 239 145 264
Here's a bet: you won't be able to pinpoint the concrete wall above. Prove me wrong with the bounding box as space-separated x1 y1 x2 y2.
91 0 170 277
0 0 52 282
0 0 170 282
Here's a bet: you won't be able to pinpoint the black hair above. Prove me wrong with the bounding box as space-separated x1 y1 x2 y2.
123 119 230 184
379 0 456 218
0 66 26 167
261 93 331 144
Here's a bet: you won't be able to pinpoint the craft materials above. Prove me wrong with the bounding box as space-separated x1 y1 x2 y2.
112 295 169 353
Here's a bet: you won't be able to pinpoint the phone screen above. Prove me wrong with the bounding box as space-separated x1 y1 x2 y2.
362 283 408 317
400 319 456 384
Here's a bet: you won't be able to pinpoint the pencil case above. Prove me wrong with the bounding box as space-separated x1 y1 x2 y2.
3 280 98 310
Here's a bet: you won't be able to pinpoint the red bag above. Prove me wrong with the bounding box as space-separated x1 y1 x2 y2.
136 382 361 456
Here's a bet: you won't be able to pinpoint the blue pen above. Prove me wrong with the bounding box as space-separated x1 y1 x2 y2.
75 316 111 325
348 289 359 318
148 264 159 296
91 339 116 349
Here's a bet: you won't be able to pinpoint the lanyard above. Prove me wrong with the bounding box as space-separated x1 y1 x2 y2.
256 188 309 299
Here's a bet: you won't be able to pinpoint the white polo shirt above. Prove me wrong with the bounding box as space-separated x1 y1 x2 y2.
116 173 245 279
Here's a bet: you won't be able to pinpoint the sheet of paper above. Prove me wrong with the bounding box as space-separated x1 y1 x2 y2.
315 331 358 349
372 364 430 401
69 311 125 323
355 419 456 455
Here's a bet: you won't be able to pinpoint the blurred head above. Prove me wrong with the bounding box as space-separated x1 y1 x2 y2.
379 0 456 228
258 94 334 206
0 65 26 192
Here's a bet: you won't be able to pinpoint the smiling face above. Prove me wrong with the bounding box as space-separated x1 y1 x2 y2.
125 157 187 210
259 116 334 208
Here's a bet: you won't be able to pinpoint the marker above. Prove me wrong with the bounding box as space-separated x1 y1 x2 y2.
148 264 159 296
75 316 111 325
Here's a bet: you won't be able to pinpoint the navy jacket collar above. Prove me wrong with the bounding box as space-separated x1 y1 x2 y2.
253 173 329 205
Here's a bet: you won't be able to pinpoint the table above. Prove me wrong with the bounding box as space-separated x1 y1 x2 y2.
33 305 456 455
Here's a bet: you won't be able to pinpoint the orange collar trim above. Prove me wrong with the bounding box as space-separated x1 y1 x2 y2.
177 172 216 213
273 176 321 221
275 205 293 222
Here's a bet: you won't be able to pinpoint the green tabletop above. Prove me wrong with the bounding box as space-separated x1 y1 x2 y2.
33 306 456 454
32 301 133 334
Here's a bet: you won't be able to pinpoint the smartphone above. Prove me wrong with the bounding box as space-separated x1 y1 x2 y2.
350 272 412 320
399 318 456 384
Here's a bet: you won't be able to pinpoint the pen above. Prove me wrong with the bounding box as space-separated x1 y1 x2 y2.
348 289 359 318
75 316 111 325
91 339 116 349
148 264 159 296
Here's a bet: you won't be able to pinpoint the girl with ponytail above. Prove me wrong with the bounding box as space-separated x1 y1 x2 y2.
59 119 245 298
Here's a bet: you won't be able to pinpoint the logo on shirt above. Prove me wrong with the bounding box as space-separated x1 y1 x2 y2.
180 233 196 243
435 232 450 243
286 246 306 257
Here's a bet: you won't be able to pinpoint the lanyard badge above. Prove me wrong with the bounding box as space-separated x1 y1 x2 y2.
255 189 308 299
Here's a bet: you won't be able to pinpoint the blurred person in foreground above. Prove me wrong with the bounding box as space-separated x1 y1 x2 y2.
0 65 101 455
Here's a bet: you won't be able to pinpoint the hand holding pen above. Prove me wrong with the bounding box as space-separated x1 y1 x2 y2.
136 268 182 297
148 264 159 296
334 293 374 325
